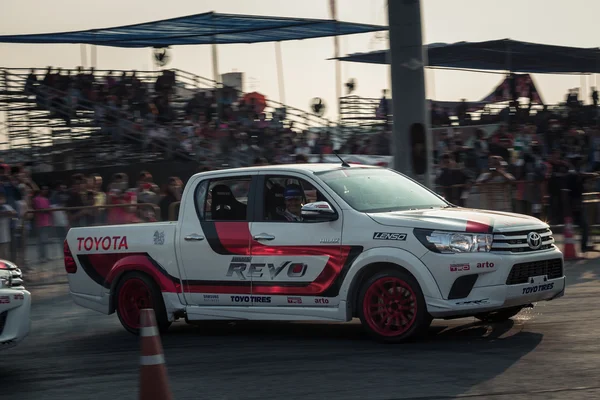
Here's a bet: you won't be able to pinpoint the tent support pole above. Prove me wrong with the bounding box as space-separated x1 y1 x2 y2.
211 38 222 121
387 0 432 188
211 42 219 85
329 0 341 123
275 41 286 105
581 74 586 104
80 44 87 68
91 45 97 68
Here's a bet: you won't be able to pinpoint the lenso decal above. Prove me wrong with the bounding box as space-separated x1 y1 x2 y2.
373 232 407 241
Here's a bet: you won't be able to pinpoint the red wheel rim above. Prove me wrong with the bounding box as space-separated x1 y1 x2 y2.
118 278 153 330
362 277 418 337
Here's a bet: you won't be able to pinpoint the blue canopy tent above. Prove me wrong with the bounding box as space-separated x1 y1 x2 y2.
330 39 600 74
0 11 387 106
0 11 386 47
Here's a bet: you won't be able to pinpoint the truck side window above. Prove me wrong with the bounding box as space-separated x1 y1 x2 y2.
262 175 329 222
200 177 252 221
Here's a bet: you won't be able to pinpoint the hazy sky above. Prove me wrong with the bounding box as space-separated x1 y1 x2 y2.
1 0 597 120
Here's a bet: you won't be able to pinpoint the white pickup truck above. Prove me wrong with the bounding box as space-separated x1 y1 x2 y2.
0 259 31 350
64 163 565 343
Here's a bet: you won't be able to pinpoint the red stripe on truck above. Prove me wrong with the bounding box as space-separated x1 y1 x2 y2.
78 253 181 293
465 219 493 233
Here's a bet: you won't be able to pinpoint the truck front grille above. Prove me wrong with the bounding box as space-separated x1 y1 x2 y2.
506 258 563 285
492 228 554 253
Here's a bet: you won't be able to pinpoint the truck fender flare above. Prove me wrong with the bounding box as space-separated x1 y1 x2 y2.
339 247 443 312
106 254 181 312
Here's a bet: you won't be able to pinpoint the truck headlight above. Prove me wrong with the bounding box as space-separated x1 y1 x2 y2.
414 229 492 253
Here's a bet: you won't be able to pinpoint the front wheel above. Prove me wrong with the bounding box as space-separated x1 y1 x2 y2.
357 269 432 343
474 306 524 322
115 272 172 335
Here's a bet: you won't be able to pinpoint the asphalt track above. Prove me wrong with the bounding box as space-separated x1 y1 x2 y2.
3 259 600 400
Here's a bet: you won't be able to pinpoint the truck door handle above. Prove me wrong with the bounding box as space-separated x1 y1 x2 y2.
253 233 275 241
184 234 205 241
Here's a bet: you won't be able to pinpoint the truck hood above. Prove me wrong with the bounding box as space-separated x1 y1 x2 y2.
366 207 547 233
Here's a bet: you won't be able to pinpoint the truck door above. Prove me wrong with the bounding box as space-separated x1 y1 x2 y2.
247 172 347 308
177 173 258 306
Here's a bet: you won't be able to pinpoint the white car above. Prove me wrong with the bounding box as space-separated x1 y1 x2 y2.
0 260 31 350
64 163 565 343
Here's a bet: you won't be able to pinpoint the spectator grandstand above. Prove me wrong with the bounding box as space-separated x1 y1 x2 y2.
0 67 344 172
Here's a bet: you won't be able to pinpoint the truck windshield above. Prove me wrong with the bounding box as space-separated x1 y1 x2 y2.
316 168 448 213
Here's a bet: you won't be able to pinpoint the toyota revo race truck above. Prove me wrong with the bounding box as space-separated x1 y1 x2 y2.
0 260 31 350
64 163 565 343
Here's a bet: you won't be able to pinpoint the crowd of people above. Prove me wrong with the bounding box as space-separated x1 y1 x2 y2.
10 66 600 259
434 111 600 253
0 165 184 266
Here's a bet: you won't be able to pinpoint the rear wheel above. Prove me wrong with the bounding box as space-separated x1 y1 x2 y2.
357 269 432 343
474 306 524 322
115 272 171 335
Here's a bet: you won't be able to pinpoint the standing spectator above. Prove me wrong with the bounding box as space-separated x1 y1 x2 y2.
66 175 88 228
107 173 136 225
475 155 515 212
91 174 107 225
522 143 551 219
547 149 570 224
80 175 96 226
566 155 599 253
3 169 22 261
50 186 69 244
0 192 17 260
32 186 52 263
435 153 471 206
137 183 158 222
159 177 183 221
472 129 489 173
50 181 70 207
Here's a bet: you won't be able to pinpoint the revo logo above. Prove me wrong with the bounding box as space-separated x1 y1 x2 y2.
226 257 307 281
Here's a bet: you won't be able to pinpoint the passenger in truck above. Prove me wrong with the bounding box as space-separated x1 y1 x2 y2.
276 185 304 222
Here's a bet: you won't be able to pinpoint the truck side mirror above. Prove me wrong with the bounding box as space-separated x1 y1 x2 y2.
301 201 338 222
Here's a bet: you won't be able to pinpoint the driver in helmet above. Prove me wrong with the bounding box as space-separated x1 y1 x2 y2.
277 184 304 222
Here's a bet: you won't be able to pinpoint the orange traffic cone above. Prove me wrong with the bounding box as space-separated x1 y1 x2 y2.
139 309 173 400
562 216 579 260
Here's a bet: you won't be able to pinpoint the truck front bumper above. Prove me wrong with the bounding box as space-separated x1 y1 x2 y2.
0 289 32 350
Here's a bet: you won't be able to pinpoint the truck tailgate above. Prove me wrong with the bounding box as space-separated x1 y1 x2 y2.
66 222 179 304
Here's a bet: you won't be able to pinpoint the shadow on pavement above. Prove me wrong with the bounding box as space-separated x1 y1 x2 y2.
36 318 542 400
0 310 544 400
61 316 539 350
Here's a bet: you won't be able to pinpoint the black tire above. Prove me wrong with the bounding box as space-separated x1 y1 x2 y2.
357 269 432 343
474 306 524 323
114 271 172 335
